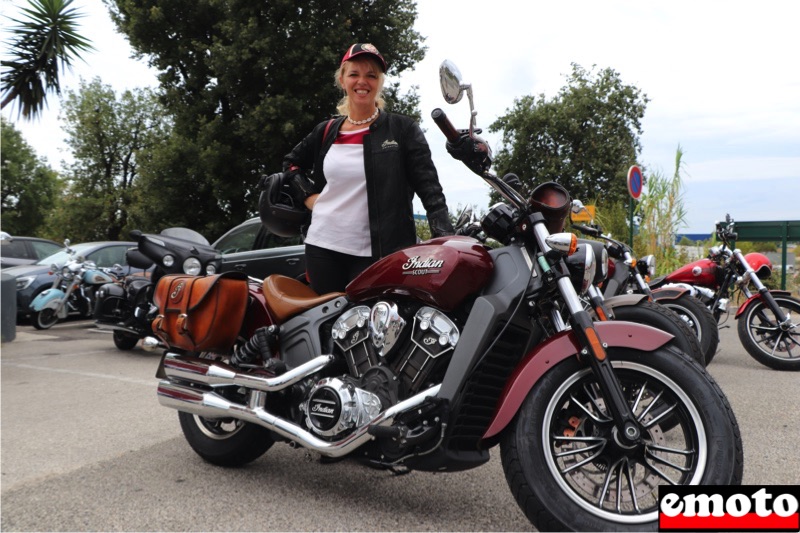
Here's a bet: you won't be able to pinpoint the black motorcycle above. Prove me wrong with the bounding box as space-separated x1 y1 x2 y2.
94 228 221 350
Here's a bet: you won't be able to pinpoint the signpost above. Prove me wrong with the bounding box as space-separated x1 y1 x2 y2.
627 165 643 246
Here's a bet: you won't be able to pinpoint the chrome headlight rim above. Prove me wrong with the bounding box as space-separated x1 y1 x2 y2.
162 254 175 268
205 263 217 275
182 257 202 276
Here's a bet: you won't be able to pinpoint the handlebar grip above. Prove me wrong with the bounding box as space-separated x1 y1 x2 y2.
431 108 461 143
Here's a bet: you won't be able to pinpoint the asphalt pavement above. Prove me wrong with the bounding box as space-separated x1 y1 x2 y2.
1 318 798 532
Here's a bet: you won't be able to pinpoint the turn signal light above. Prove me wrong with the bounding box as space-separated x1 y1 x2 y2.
545 233 578 255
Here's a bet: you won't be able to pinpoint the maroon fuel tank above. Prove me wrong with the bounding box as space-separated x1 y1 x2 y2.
663 258 720 288
346 236 494 311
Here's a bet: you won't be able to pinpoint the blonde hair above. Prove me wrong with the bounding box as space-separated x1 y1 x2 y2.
334 56 386 116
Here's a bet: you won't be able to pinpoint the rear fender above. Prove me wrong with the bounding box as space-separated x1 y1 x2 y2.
481 320 673 441
651 286 690 301
30 288 66 312
735 290 793 319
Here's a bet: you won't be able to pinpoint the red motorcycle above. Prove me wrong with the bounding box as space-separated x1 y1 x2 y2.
651 214 800 371
149 61 742 531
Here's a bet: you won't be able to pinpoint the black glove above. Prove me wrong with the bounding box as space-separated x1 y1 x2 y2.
284 169 315 208
446 133 492 176
428 206 455 238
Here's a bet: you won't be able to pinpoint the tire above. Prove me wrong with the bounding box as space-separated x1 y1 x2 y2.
655 293 720 365
611 301 705 365
737 295 800 371
178 410 274 467
113 331 140 350
500 345 743 532
31 308 59 330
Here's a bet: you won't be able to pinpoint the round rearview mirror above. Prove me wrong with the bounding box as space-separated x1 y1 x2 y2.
439 60 464 104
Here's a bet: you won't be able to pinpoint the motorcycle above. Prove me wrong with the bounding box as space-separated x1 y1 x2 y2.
571 201 719 365
651 214 800 371
29 240 120 330
150 61 743 531
93 228 221 350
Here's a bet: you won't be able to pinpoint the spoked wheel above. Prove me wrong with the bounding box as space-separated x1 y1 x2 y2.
501 346 742 532
31 308 59 330
178 405 274 467
654 293 720 365
737 295 800 371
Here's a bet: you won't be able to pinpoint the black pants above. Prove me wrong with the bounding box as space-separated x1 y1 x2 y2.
305 243 375 294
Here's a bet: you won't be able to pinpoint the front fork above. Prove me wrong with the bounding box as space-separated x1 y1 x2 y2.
734 251 790 326
557 277 642 443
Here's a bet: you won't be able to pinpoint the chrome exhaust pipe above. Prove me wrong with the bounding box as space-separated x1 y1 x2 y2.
157 379 441 457
162 353 335 392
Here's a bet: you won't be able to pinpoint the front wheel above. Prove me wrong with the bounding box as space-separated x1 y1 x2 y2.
31 308 59 330
737 295 800 371
655 293 720 365
178 409 274 467
500 346 743 532
113 331 140 350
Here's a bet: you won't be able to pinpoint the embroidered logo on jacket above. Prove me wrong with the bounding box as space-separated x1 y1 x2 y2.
381 140 399 150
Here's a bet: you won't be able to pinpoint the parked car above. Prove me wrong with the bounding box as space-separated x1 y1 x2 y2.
0 232 62 269
213 217 306 280
6 241 143 321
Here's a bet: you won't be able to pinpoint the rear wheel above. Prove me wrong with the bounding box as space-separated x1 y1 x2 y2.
31 308 59 330
178 409 274 467
500 346 743 531
655 293 720 365
737 295 800 371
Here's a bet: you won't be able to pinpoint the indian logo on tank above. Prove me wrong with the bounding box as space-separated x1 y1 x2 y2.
402 255 444 276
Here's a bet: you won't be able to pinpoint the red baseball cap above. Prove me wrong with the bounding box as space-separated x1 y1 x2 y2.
340 43 387 72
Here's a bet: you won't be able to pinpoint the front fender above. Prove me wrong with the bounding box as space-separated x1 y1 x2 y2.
30 288 66 311
602 293 649 309
482 320 674 440
651 286 690 301
735 290 793 319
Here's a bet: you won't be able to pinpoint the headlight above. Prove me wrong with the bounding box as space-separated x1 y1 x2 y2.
162 254 175 267
565 243 597 295
205 263 217 275
15 276 36 290
636 254 656 279
183 257 202 275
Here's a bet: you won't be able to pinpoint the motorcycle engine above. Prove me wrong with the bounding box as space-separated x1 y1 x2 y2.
302 302 460 439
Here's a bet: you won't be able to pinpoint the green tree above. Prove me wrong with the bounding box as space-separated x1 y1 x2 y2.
1 0 93 119
48 78 169 241
0 118 63 236
489 63 648 206
106 0 426 238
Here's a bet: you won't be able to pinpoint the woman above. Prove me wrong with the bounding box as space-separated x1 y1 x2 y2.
283 43 454 294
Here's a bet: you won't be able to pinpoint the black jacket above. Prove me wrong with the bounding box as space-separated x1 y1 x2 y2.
283 112 454 258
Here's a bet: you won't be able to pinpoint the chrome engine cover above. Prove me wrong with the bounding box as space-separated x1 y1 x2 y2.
369 301 406 356
302 377 382 438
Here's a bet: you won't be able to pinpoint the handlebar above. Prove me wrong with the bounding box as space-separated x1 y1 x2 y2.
431 108 460 143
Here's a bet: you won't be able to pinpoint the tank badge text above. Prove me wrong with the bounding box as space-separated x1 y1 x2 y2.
402 256 444 276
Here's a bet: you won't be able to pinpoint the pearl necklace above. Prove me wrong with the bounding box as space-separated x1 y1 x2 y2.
347 107 379 125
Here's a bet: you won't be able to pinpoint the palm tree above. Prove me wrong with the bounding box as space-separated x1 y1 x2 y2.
1 0 94 119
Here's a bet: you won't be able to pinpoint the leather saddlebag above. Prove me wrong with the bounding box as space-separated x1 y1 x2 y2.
151 272 248 353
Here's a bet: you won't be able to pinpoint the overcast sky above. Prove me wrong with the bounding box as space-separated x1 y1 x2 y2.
3 0 798 234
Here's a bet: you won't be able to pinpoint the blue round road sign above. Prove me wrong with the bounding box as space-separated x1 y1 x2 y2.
627 165 643 200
